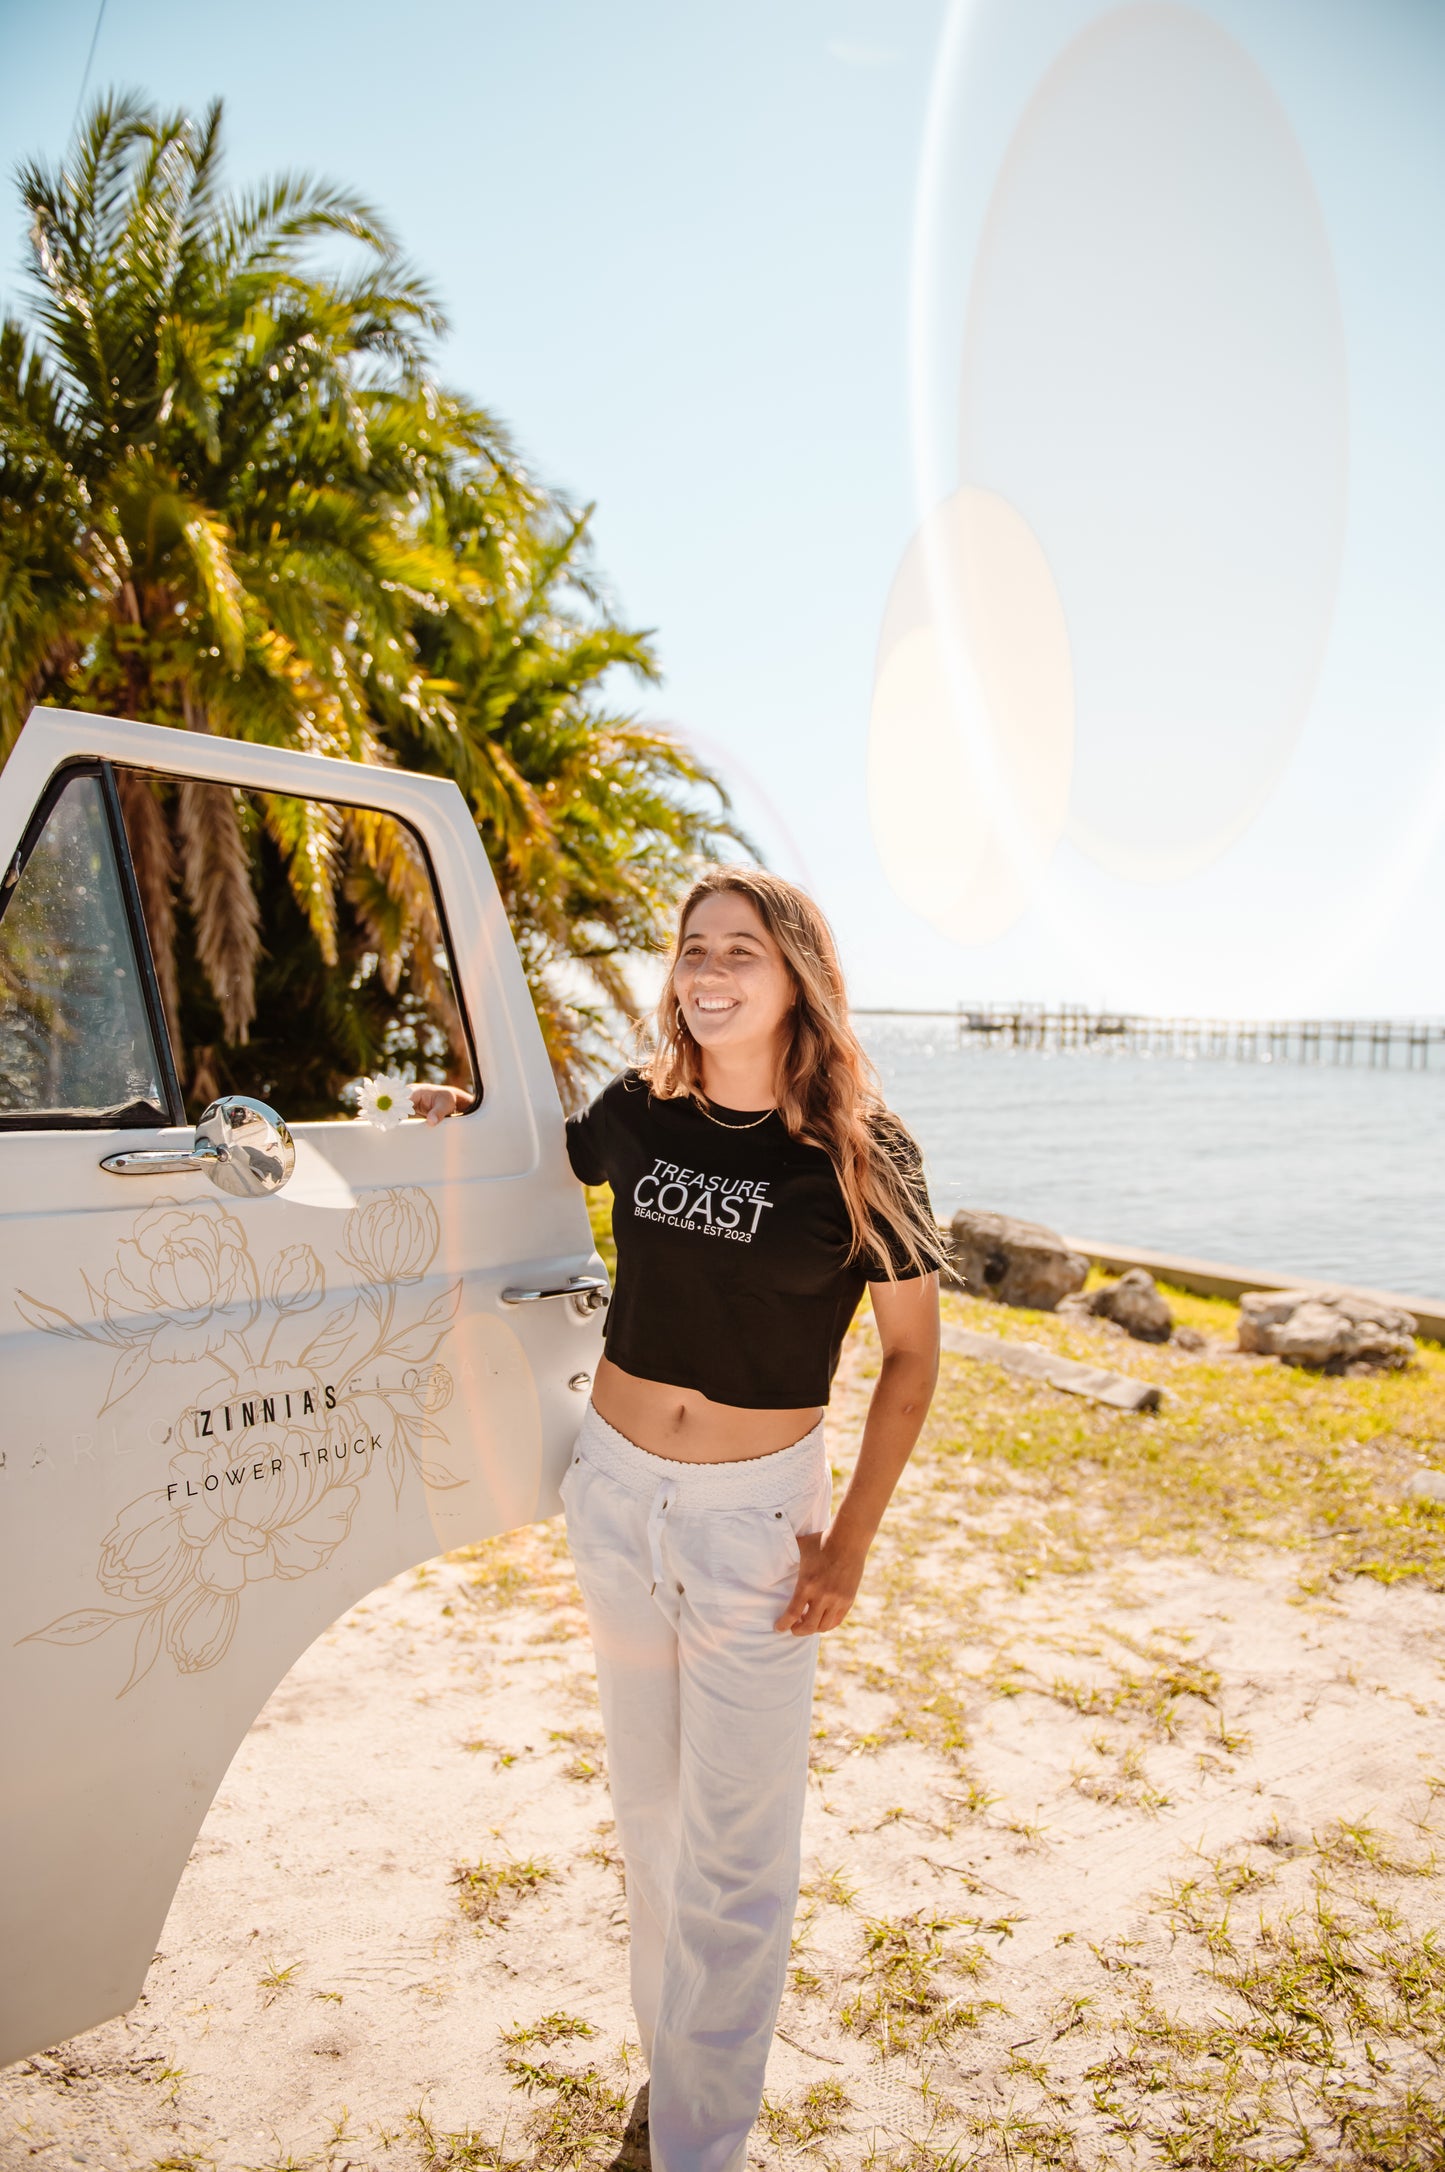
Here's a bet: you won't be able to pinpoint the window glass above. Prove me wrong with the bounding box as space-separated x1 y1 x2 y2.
0 773 168 1125
114 772 478 1124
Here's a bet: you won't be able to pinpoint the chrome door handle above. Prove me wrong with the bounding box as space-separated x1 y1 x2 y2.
100 1144 215 1177
501 1274 610 1313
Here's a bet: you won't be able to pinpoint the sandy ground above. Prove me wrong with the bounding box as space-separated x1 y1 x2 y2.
4 1317 1444 2171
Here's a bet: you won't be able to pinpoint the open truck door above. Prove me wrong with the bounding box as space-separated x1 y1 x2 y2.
0 708 607 2068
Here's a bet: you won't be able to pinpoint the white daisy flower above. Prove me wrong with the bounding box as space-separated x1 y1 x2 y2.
355 1073 414 1129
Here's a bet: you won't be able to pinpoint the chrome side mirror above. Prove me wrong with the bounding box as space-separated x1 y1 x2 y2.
101 1095 295 1196
194 1096 295 1197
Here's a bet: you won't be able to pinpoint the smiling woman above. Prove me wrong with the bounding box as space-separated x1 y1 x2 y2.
420 862 942 2172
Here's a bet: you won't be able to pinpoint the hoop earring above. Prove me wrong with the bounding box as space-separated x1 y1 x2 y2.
675 1003 688 1038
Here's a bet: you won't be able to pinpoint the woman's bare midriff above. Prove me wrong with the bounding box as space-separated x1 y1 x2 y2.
591 1355 823 1463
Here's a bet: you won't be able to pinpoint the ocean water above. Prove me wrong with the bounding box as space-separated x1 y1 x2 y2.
862 1024 1445 1300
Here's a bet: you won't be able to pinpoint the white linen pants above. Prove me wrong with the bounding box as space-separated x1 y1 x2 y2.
560 1403 830 2172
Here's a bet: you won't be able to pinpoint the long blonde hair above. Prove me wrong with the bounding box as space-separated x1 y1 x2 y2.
642 867 942 1278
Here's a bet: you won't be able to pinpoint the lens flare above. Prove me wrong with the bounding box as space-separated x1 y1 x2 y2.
868 486 1073 943
879 0 1350 937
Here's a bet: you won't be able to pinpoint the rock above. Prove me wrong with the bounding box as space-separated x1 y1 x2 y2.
1087 1268 1174 1344
1172 1324 1207 1351
945 1208 1088 1312
1057 1269 1174 1342
1237 1288 1416 1371
1406 1469 1445 1505
942 1323 1163 1411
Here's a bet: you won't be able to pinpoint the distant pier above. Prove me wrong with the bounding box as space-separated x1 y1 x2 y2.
853 1004 1445 1069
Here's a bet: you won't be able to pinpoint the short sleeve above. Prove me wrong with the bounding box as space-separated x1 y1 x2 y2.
862 1118 938 1282
565 1083 612 1186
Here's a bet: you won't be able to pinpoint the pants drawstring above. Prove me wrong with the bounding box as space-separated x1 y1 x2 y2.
645 1482 670 1595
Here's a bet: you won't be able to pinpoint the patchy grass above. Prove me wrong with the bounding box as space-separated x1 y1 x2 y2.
759 2077 853 2146
499 2013 597 2051
406 2107 524 2171
502 2053 629 2171
450 1853 557 1928
838 1912 997 2055
914 1284 1445 1593
256 1959 300 2005
548 1726 606 1784
1077 1808 1445 2170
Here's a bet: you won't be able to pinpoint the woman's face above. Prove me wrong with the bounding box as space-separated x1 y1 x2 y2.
674 890 795 1073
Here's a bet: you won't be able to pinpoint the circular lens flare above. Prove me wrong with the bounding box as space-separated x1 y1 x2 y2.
869 485 1073 943
891 0 1350 941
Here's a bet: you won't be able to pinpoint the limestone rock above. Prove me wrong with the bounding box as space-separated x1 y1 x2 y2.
1057 1268 1174 1342
946 1208 1088 1312
1405 1469 1445 1504
1087 1268 1174 1344
1172 1324 1207 1351
1237 1288 1416 1371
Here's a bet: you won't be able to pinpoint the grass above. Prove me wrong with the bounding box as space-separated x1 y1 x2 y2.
838 1912 996 2055
1081 1811 1445 2169
450 1853 557 1928
548 1726 606 1783
500 2013 596 2051
500 2055 629 2170
759 2077 854 2146
257 1960 300 2006
918 1281 1445 1594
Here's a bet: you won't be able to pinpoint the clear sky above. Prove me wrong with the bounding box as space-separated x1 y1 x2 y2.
2 0 1442 1018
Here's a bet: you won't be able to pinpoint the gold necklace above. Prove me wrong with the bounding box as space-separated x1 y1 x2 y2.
697 1097 776 1131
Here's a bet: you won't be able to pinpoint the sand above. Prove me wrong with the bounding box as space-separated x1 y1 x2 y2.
4 1318 1444 2170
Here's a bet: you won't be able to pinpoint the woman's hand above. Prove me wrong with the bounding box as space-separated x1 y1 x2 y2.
773 1530 868 1637
411 1084 471 1125
773 1275 939 1639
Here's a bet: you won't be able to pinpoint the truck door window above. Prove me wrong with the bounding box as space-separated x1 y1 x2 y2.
0 771 171 1128
113 772 479 1122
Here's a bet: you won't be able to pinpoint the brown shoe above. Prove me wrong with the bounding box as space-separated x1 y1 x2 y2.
611 2080 650 2170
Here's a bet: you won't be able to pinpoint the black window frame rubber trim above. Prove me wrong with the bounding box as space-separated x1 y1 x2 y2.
0 759 179 1133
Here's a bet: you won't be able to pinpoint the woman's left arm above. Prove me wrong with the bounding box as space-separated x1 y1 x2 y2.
774 1272 940 1637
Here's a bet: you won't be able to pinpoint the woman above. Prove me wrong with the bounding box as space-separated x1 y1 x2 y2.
415 868 941 2172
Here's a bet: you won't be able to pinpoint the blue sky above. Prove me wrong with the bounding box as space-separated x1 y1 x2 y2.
2 0 1442 1017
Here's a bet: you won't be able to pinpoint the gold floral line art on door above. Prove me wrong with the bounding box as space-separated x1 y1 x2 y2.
15 1187 463 1695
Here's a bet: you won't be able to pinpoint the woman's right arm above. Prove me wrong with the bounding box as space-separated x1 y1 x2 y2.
411 1085 475 1125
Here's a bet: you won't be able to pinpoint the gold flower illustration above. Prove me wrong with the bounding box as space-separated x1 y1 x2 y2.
263 1244 325 1315
20 1185 464 1695
102 1202 258 1364
165 1586 240 1674
169 1429 363 1601
340 1188 438 1285
97 1492 194 1608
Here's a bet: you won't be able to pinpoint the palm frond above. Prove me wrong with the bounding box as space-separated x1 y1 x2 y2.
114 766 181 1045
176 778 260 1042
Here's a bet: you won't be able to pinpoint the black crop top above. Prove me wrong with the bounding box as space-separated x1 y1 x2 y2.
565 1070 935 1409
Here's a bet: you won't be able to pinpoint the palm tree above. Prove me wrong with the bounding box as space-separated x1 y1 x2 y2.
0 94 746 1104
386 451 743 1085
